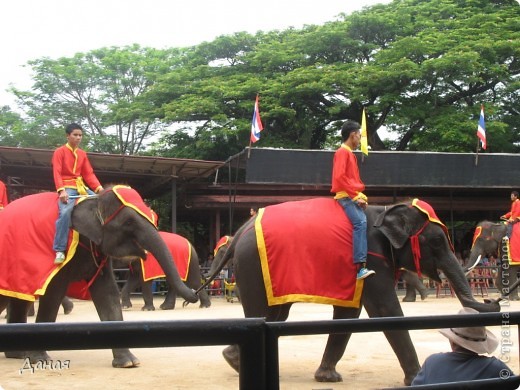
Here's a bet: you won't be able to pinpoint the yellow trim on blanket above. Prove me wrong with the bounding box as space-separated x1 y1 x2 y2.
34 230 80 296
255 208 364 308
505 240 520 265
113 185 157 227
0 289 36 302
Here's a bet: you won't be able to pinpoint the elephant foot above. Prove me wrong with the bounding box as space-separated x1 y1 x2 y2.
121 303 132 310
314 366 343 382
420 291 429 300
510 296 520 301
63 301 74 315
112 350 140 368
159 303 175 310
5 351 26 359
222 345 240 373
402 296 416 302
26 351 52 363
141 305 155 311
199 301 211 309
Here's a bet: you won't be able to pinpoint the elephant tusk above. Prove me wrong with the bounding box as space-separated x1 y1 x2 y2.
464 255 481 275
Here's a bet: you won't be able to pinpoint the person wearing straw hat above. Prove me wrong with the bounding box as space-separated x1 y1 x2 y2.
412 307 513 385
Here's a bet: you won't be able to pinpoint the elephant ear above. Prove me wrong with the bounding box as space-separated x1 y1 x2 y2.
71 198 103 245
374 204 414 249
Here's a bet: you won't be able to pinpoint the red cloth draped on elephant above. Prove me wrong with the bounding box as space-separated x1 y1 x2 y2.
140 231 191 281
256 198 363 308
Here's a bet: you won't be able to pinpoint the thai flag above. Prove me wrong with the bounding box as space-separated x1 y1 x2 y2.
250 95 263 143
477 105 486 150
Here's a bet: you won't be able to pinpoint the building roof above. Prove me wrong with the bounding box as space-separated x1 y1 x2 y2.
0 146 224 198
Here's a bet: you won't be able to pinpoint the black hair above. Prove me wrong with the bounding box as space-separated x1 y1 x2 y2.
512 191 519 198
65 123 83 134
340 120 361 142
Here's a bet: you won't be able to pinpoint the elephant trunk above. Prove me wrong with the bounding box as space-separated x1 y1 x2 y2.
143 230 198 303
439 254 500 313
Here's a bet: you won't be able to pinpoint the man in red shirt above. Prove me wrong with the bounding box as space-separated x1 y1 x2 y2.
502 190 520 241
0 179 8 210
331 120 374 280
52 123 103 264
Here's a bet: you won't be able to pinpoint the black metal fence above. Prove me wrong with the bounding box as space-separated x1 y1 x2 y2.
1 311 519 389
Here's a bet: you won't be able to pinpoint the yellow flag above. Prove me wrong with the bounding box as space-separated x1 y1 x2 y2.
360 108 369 156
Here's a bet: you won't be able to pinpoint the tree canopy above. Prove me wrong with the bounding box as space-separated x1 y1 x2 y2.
1 0 518 158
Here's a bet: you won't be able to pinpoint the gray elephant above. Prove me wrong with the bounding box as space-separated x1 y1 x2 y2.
208 198 499 386
468 220 519 300
120 231 211 310
0 185 198 368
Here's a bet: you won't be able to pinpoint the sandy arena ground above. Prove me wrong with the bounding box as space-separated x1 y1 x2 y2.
1 290 519 390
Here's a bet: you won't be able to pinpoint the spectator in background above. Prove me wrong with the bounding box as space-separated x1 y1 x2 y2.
412 307 514 386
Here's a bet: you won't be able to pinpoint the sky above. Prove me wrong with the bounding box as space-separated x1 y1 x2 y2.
0 0 392 110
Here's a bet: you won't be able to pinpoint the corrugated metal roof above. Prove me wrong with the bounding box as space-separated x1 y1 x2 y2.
0 146 224 198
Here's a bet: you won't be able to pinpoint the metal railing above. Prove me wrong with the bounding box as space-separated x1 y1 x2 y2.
1 311 519 389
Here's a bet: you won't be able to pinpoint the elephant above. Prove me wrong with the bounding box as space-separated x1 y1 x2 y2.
207 198 500 386
401 270 429 302
0 184 198 368
119 231 211 311
468 220 520 300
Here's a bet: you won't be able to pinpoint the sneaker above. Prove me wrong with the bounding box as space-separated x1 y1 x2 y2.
503 236 510 242
54 251 66 264
357 267 375 280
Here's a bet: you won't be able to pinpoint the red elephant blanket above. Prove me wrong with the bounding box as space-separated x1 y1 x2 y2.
256 198 363 308
507 223 520 264
140 231 191 282
0 192 82 301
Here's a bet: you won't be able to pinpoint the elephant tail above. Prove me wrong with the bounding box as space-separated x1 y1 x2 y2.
195 240 235 294
195 219 254 294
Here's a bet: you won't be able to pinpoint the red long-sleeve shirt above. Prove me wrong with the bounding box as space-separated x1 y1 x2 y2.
502 199 520 222
331 144 366 201
52 144 102 193
0 180 8 209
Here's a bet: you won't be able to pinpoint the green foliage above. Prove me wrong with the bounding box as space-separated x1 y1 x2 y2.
1 0 518 157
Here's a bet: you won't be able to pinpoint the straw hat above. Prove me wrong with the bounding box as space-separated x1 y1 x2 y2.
439 307 499 355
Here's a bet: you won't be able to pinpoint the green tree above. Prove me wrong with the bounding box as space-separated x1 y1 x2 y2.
10 44 183 154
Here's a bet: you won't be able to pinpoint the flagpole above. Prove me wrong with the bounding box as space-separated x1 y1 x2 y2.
475 138 479 166
248 137 252 158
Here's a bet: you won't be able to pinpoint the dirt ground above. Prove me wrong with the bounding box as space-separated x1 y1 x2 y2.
1 290 519 390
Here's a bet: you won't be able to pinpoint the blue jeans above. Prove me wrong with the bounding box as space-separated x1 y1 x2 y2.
337 197 367 264
53 188 95 252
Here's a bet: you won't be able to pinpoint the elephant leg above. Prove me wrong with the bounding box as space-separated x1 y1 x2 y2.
508 266 520 300
140 280 155 311
61 296 74 315
121 270 141 309
197 289 211 308
363 285 421 386
223 304 292 374
402 283 417 302
314 305 361 383
4 298 33 360
89 270 140 368
20 280 71 363
159 287 176 310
